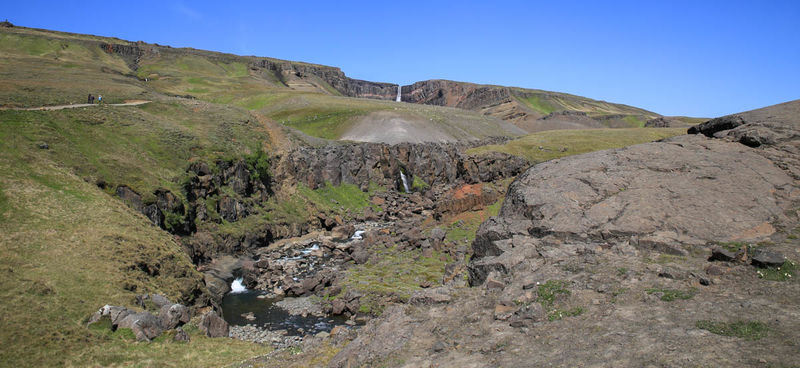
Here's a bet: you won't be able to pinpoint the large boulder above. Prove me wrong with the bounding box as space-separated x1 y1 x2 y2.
199 311 229 338
470 100 800 285
117 312 164 341
159 303 191 329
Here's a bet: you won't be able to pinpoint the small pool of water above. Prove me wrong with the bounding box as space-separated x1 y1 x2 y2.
222 291 346 336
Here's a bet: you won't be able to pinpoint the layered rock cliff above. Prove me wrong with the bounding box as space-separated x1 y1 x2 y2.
99 41 397 99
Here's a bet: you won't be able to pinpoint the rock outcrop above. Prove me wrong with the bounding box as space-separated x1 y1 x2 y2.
199 311 229 338
99 40 397 100
469 99 800 286
272 140 528 191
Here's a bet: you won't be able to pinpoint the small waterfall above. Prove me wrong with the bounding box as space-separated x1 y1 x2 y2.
351 230 365 240
230 278 247 293
396 85 401 102
400 171 410 193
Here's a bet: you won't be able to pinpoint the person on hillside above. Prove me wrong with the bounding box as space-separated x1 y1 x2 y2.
88 94 93 104
98 95 102 104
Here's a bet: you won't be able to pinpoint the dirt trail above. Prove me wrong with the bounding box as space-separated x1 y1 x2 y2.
1 100 151 111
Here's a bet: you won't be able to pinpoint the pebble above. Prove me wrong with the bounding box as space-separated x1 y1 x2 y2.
229 325 304 348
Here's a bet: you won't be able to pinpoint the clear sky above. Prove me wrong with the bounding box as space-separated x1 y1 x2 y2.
4 0 799 117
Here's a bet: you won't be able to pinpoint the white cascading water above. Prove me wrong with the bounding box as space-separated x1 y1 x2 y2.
396 85 401 102
400 171 410 193
351 230 365 240
230 277 247 293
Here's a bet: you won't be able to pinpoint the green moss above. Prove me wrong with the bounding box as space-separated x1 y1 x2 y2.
646 288 696 301
517 94 557 115
548 306 584 321
756 260 796 281
298 182 373 215
696 320 769 340
537 280 571 308
339 246 449 312
411 176 429 191
715 241 748 253
278 108 368 140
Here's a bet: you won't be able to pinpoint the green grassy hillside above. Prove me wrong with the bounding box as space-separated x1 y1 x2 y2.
467 128 686 163
0 119 273 366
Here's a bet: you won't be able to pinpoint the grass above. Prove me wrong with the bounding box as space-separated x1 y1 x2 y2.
298 182 379 215
548 307 585 321
756 260 796 281
646 288 696 301
337 246 450 314
696 320 770 340
512 89 659 120
467 128 685 164
0 140 274 366
537 280 571 308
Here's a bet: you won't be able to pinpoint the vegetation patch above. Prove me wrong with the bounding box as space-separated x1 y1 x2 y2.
297 182 376 216
537 280 571 308
338 246 450 314
466 128 684 164
548 307 585 321
756 260 796 281
696 320 769 340
646 287 696 301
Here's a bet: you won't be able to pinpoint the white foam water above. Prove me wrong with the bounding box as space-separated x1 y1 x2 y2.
400 171 410 193
230 277 247 293
396 85 401 102
351 230 365 240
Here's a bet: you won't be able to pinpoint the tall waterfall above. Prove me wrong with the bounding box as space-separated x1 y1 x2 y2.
400 171 410 193
396 85 401 102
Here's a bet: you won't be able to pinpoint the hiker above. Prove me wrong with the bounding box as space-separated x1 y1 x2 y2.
88 94 93 104
98 95 102 104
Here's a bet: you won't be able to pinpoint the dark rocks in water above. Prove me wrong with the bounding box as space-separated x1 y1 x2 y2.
751 249 786 268
199 311 229 338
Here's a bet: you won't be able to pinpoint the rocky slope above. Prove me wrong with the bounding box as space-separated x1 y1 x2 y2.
102 41 398 99
402 79 660 132
313 100 800 367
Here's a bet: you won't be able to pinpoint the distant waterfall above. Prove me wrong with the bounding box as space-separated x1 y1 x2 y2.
400 171 410 193
396 85 401 102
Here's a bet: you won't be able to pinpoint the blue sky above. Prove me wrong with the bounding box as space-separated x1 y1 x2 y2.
5 0 799 117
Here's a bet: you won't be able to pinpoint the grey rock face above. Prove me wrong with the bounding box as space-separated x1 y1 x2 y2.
470 100 800 285
117 312 163 341
159 303 190 330
273 139 527 192
199 311 229 338
751 249 786 268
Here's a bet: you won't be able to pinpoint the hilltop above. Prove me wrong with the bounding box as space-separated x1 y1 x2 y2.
0 24 695 144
